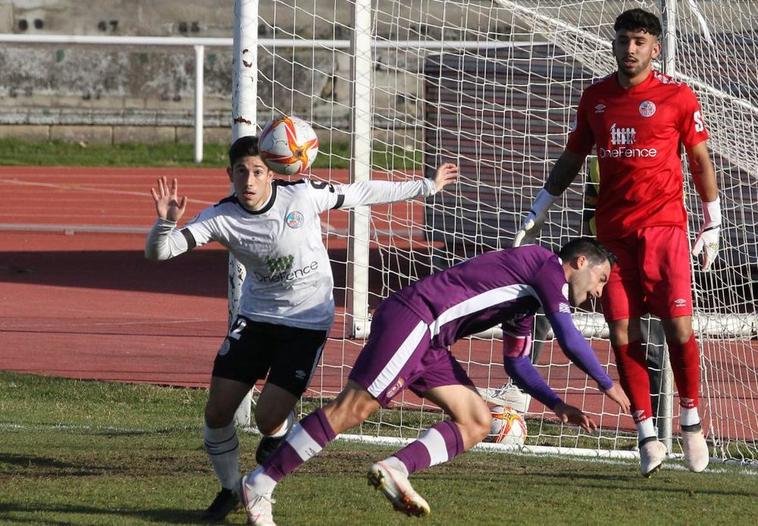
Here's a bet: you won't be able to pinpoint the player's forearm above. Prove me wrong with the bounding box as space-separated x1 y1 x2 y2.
544 150 586 196
548 312 613 390
336 179 436 209
690 159 719 202
145 218 189 261
688 142 719 202
504 356 562 410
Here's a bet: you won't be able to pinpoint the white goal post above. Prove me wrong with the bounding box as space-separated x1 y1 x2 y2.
240 0 757 464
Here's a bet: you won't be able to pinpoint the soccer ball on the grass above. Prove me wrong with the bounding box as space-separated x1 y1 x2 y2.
486 405 527 445
259 115 319 175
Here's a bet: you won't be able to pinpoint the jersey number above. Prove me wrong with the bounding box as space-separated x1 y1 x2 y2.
693 110 705 133
228 317 247 340
309 180 335 192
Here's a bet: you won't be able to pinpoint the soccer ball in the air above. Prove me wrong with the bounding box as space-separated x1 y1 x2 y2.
258 115 319 175
486 405 527 445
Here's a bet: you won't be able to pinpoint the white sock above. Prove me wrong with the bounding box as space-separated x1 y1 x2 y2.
680 406 701 427
248 466 277 497
204 423 240 490
267 410 296 438
636 417 657 443
382 456 409 477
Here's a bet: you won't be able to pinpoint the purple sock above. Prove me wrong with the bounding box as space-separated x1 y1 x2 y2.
263 408 336 482
393 420 464 475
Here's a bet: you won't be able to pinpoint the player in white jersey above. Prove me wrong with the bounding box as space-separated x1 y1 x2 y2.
145 135 457 521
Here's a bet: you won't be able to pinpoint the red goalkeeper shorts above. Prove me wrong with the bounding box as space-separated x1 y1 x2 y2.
600 225 693 321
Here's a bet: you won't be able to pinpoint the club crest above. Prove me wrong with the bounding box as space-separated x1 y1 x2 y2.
286 211 304 229
639 100 656 117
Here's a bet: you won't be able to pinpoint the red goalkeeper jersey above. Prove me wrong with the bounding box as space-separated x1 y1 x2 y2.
566 70 709 241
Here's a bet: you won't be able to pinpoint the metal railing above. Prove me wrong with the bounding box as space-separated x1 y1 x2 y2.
0 33 534 162
0 33 351 162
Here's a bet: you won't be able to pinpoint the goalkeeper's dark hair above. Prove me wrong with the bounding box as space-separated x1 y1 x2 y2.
559 237 617 268
614 8 662 38
228 135 260 167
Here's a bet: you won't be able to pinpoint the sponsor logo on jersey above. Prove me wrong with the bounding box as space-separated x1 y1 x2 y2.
294 369 307 380
255 259 320 283
594 103 606 114
598 123 657 159
639 100 656 117
285 210 304 229
610 123 636 145
599 147 658 158
266 255 294 274
673 298 688 308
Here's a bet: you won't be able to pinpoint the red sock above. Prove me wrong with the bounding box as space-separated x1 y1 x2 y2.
613 340 653 422
667 335 700 408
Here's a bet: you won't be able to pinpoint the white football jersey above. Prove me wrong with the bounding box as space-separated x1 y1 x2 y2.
146 177 436 330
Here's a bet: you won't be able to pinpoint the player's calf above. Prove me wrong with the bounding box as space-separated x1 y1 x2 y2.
255 435 287 465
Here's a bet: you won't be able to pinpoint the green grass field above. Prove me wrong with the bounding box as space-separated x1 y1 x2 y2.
0 138 422 170
1 141 756 523
1 372 756 526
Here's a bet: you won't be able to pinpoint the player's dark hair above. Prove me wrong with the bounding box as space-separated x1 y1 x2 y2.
559 237 617 268
614 8 662 38
228 135 260 166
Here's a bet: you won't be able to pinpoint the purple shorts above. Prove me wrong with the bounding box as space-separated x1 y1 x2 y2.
348 298 475 407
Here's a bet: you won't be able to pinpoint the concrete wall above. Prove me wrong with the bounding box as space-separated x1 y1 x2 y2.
0 1 344 143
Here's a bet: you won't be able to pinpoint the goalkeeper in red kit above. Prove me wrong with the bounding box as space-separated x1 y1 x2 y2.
514 8 719 476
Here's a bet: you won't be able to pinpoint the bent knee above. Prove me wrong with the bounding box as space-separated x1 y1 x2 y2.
666 327 693 345
663 319 693 345
204 403 235 429
323 393 378 432
454 408 491 445
337 402 375 428
472 413 493 443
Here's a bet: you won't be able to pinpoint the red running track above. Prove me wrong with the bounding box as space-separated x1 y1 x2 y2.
2 166 754 440
0 166 433 388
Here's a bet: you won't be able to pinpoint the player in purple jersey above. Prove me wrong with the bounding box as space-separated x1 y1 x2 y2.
236 237 630 525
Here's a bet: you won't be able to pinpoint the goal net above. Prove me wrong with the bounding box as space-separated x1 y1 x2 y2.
253 0 757 463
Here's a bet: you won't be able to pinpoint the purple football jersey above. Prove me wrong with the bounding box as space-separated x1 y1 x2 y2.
393 245 569 347
350 245 613 410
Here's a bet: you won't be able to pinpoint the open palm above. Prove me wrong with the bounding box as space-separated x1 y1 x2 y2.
150 176 188 222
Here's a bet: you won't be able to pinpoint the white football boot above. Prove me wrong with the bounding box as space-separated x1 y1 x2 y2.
681 429 709 472
639 439 667 477
239 473 276 526
478 380 531 413
368 461 431 517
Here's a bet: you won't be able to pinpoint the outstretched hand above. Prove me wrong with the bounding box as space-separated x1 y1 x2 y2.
553 401 597 433
513 212 539 247
603 382 631 414
150 176 188 222
512 189 558 247
432 162 459 192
